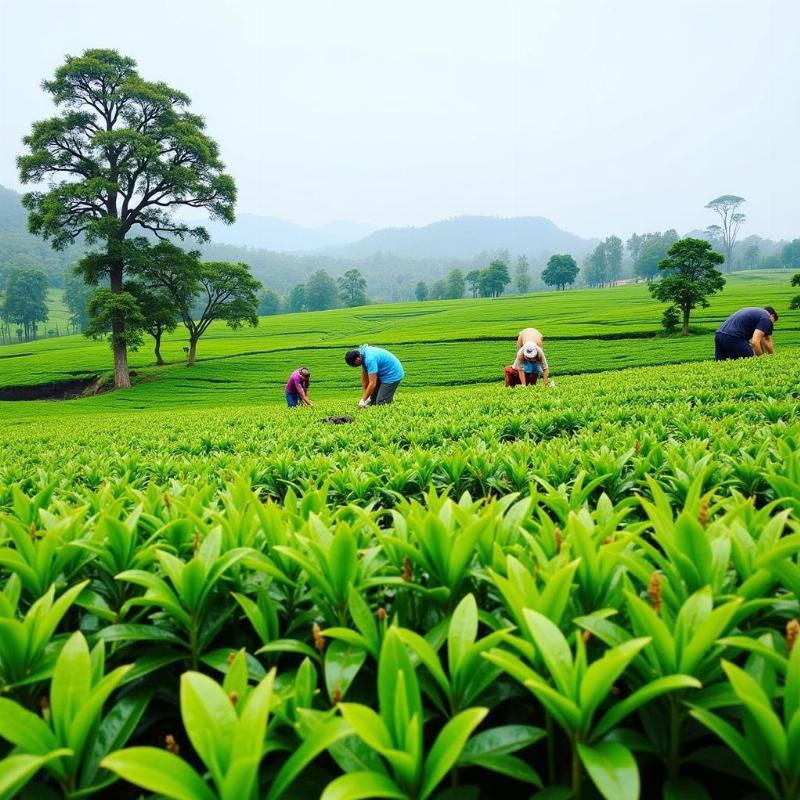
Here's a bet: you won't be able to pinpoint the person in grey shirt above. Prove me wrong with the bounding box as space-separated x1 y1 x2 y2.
714 306 777 360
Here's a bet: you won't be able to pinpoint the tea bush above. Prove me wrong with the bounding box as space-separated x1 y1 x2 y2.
1 355 799 798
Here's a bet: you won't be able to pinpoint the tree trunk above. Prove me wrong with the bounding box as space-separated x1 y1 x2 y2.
109 253 131 389
682 306 690 336
154 332 164 366
187 338 198 366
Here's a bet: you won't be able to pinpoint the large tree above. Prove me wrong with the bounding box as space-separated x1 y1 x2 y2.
705 195 745 271
286 284 306 313
465 269 481 299
604 236 623 285
257 289 281 316
445 268 465 299
414 281 428 302
338 269 368 307
634 230 679 282
17 49 235 388
743 244 760 270
85 288 145 355
305 270 339 311
138 243 259 365
649 238 725 335
782 239 800 268
584 243 607 287
1 268 49 341
514 255 530 294
479 260 510 298
429 279 447 300
626 233 644 265
542 254 579 290
126 281 179 365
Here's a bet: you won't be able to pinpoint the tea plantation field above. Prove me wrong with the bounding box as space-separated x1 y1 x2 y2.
1 274 799 800
1 271 798 402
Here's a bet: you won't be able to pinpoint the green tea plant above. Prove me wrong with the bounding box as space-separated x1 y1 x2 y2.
0 355 799 798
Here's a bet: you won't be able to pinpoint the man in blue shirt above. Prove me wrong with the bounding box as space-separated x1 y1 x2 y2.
715 306 778 360
345 344 404 407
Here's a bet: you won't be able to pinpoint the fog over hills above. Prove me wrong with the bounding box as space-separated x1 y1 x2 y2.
323 215 596 260
202 214 376 252
203 211 597 260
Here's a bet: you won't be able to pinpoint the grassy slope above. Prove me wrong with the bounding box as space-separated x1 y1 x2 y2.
0 271 797 424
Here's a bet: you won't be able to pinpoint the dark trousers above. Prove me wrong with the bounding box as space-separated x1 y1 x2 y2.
715 331 754 361
369 380 401 405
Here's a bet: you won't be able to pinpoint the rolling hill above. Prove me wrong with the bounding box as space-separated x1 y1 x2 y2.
324 215 597 259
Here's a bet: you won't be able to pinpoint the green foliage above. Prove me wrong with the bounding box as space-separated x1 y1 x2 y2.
339 269 368 307
286 283 306 313
137 242 260 364
782 240 800 269
604 235 623 284
514 255 530 294
661 305 680 334
62 272 93 334
705 195 746 270
542 254 579 290
649 238 725 335
17 48 236 386
0 631 141 797
414 281 427 302
429 280 447 301
85 289 145 350
634 230 679 282
444 269 465 300
1 268 49 341
1 354 800 796
584 242 607 287
478 260 510 298
465 269 481 298
306 270 340 311
125 281 179 365
790 272 800 311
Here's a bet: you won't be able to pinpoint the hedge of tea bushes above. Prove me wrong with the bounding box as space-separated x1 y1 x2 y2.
0 356 799 799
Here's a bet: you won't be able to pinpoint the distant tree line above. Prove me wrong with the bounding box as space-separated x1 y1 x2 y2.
0 268 49 343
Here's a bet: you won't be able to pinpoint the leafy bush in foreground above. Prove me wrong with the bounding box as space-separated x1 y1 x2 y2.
0 357 799 798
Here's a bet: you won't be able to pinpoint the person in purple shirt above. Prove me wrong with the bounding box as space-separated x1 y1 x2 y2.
715 306 778 361
285 367 313 407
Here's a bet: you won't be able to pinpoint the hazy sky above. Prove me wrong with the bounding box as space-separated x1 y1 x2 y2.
1 0 798 239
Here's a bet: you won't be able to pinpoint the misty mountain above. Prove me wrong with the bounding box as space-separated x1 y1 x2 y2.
325 215 597 260
201 213 375 252
0 184 84 283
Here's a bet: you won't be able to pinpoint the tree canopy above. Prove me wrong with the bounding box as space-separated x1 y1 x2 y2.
338 269 368 307
305 270 339 311
136 242 259 365
478 260 510 298
514 255 530 294
465 270 481 299
542 254 579 290
782 239 800 268
445 268 465 299
705 195 745 271
790 272 800 311
583 243 607 287
649 238 725 335
17 49 236 387
63 272 94 333
1 268 49 341
633 230 679 282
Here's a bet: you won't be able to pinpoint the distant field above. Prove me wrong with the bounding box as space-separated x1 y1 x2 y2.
0 271 797 421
